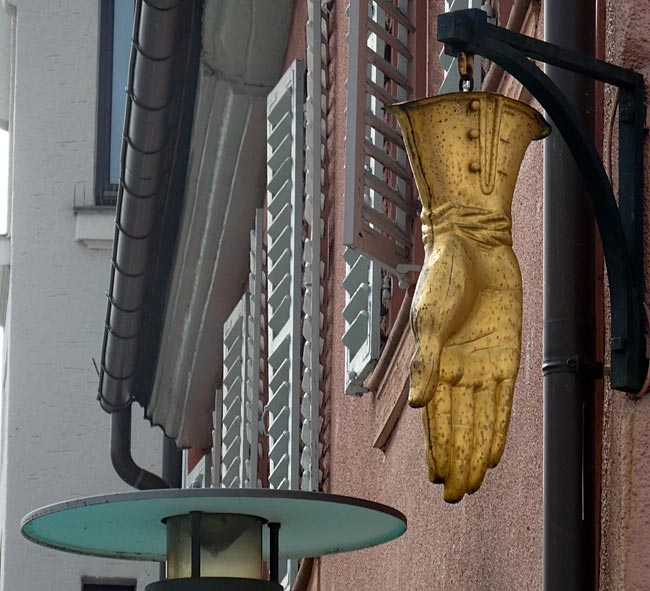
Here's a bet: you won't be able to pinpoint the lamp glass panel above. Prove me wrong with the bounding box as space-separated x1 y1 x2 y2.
166 514 263 580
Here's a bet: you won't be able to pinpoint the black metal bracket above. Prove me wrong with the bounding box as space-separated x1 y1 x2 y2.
438 8 647 393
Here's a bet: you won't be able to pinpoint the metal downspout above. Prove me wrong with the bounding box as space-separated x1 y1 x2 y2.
543 0 599 588
162 434 182 488
111 407 169 490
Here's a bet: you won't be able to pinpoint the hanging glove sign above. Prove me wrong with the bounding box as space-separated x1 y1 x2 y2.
387 91 550 502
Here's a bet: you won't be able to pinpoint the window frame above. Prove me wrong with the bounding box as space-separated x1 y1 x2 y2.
95 0 132 207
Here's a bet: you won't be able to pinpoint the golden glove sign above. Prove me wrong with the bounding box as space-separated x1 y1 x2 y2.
388 92 550 503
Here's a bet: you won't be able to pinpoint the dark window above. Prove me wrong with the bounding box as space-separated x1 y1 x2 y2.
96 0 134 206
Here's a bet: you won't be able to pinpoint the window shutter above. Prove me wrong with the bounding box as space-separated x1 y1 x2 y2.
301 0 326 491
248 208 266 489
264 59 304 590
343 247 382 395
213 210 265 490
439 0 483 93
342 0 420 395
264 60 304 495
220 296 251 488
211 388 222 488
343 0 418 273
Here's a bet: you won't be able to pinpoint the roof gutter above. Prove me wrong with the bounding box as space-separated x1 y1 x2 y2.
98 0 202 487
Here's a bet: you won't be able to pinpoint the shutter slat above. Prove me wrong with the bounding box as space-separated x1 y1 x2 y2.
366 17 412 61
365 78 398 106
366 48 412 93
342 310 370 354
268 249 291 288
363 139 411 182
268 160 292 195
374 0 415 32
363 170 410 211
268 92 291 126
268 110 292 149
363 203 413 246
364 110 405 149
269 133 292 172
267 224 293 266
268 360 290 394
343 282 371 321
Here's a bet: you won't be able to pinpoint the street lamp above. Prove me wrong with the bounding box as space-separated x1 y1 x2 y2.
21 488 406 590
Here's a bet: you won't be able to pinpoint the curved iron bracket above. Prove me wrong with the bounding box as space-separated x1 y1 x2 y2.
438 8 647 393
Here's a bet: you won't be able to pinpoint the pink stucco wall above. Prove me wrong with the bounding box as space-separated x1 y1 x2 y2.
599 1 650 589
279 0 650 589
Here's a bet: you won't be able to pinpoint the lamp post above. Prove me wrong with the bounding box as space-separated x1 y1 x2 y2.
21 488 407 590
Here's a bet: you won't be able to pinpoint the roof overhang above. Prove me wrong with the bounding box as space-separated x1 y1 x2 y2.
145 0 296 448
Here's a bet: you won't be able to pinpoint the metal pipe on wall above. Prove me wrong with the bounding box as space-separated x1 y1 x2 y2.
162 435 182 489
543 0 599 588
111 407 170 490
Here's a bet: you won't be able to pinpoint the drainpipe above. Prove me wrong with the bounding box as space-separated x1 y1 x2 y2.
111 407 170 490
162 434 182 488
543 0 598 589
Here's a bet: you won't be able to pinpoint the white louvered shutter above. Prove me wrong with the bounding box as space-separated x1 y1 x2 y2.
219 210 266 489
265 60 304 493
439 0 483 93
248 208 265 488
301 0 326 491
221 296 250 488
264 59 304 590
211 389 223 487
343 247 381 395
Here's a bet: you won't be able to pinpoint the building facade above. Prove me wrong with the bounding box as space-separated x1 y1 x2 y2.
0 0 649 590
161 1 650 589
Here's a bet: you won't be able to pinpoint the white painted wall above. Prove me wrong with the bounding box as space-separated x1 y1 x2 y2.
0 2 163 589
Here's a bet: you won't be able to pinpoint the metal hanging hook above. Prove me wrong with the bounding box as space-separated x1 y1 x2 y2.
458 51 475 92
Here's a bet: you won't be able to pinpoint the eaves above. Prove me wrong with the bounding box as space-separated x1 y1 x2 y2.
146 0 297 449
99 0 297 449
